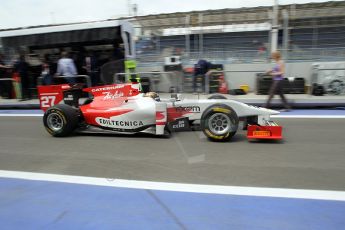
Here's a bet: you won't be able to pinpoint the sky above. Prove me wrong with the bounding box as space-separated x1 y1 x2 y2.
0 0 343 29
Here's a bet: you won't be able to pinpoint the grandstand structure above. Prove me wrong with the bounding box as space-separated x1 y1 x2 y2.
132 1 345 64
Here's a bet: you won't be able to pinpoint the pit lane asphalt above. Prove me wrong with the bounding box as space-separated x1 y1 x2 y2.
0 116 345 191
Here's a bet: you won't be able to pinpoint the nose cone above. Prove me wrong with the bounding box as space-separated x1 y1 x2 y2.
264 108 280 115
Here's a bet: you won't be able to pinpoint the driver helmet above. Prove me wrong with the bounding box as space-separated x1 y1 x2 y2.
144 92 159 100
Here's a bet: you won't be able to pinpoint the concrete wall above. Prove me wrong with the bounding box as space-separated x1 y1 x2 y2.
223 62 315 92
136 62 319 92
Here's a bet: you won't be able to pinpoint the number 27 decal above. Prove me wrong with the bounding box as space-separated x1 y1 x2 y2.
40 96 56 107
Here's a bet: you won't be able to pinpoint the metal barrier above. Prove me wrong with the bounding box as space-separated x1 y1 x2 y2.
37 75 92 87
114 70 266 94
114 71 179 92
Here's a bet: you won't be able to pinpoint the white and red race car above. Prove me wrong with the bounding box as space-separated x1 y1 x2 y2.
38 82 282 141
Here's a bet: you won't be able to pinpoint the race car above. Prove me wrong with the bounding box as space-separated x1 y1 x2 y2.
37 82 283 141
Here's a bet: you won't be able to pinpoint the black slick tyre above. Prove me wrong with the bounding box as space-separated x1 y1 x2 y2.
43 104 79 137
201 104 239 142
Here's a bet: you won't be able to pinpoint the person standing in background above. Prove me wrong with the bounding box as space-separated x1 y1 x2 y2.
83 51 100 86
265 51 291 111
41 54 53 85
193 59 212 94
112 43 125 61
0 53 7 68
0 53 12 98
14 54 30 101
57 51 77 84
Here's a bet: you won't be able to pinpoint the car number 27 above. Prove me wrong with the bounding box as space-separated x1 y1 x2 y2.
40 95 56 108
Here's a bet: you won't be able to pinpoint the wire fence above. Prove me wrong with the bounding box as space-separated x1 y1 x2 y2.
135 20 345 65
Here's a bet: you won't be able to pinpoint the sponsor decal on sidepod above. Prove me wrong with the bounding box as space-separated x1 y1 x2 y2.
175 106 201 113
96 117 144 129
173 120 185 129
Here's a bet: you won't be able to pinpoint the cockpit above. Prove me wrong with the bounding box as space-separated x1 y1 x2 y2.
143 92 183 102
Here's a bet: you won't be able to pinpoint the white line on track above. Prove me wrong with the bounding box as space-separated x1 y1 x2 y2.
1 170 345 201
0 114 43 117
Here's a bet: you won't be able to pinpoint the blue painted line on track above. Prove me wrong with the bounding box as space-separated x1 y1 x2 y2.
0 178 344 230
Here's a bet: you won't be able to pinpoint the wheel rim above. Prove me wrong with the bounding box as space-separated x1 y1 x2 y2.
208 113 232 135
47 113 64 131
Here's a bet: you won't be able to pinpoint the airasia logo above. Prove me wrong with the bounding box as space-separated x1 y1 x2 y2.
102 91 124 100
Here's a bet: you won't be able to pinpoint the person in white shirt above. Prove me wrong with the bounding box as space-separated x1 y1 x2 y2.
57 51 77 83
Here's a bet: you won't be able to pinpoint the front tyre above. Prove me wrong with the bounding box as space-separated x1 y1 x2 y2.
201 104 239 142
43 104 79 137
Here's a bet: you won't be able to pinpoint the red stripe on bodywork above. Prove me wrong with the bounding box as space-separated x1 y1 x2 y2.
86 108 133 119
167 107 191 122
156 111 165 120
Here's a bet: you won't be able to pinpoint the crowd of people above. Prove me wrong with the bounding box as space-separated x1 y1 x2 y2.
0 47 124 100
41 50 104 87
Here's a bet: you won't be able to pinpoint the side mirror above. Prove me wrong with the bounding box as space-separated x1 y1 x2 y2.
171 93 178 99
177 94 184 101
171 93 183 101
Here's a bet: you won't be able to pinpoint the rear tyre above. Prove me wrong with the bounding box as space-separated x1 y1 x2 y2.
43 104 79 137
201 104 239 142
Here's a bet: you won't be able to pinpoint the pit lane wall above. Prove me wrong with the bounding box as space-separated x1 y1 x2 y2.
137 61 342 93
